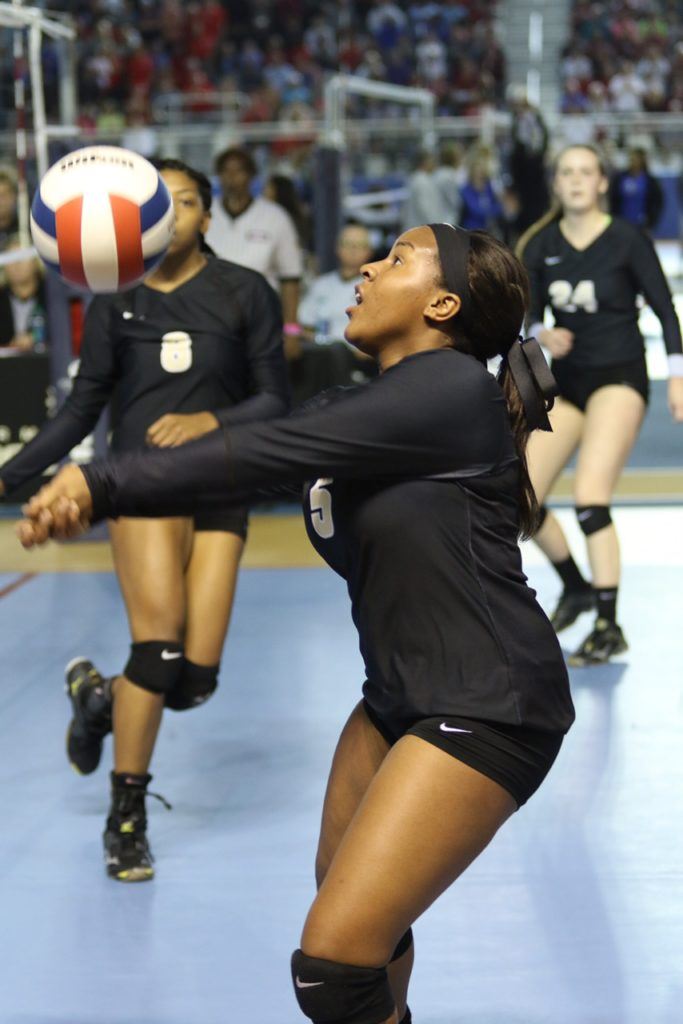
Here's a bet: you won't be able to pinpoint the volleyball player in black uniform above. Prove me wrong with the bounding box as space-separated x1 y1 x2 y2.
20 225 573 1024
1 160 288 880
518 144 683 665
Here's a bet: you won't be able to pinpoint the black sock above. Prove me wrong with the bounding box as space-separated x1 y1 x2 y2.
552 555 589 593
594 586 618 623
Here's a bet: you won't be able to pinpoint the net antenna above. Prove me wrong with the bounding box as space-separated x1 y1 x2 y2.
315 74 436 272
0 1 77 244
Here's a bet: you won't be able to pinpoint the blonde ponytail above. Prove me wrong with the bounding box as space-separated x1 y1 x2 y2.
515 203 562 260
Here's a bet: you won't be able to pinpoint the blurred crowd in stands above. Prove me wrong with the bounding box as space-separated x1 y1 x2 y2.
9 0 504 134
561 0 683 115
2 0 683 378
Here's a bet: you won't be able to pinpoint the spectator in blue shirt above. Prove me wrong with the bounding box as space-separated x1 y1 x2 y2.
459 156 504 232
609 147 663 233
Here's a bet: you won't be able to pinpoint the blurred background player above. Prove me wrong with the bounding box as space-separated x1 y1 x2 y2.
0 159 289 881
433 142 466 225
401 151 442 231
263 172 313 255
295 222 377 403
518 144 683 666
0 169 19 251
609 147 664 235
205 146 304 361
0 236 47 351
508 92 550 238
459 150 506 234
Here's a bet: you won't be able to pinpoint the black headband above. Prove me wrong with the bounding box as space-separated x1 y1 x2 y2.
428 222 472 322
505 336 559 432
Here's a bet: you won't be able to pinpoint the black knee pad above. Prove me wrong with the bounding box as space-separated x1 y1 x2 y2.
124 641 184 696
165 660 219 711
291 950 394 1024
389 928 413 963
576 505 612 536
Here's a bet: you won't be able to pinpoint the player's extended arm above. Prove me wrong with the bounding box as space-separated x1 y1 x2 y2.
0 298 115 496
19 352 510 535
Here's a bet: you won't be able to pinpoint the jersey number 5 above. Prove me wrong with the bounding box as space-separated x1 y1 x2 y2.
548 279 598 313
310 478 334 539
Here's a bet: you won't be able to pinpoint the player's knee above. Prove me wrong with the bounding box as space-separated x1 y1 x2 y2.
575 504 612 536
291 949 394 1024
165 660 219 711
124 641 184 696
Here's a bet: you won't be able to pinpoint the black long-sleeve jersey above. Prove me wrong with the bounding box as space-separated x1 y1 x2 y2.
84 348 575 734
0 258 289 495
523 217 682 369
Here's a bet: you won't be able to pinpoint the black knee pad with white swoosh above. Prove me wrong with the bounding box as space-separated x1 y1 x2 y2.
124 641 184 696
575 505 612 536
291 949 394 1024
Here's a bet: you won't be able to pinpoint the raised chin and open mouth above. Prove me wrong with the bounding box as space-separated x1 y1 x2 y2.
346 285 365 317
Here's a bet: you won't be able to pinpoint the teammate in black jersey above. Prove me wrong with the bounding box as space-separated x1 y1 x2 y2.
19 224 573 1024
518 144 683 666
0 159 289 881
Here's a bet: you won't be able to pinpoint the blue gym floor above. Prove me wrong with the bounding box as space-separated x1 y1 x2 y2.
1 505 682 1024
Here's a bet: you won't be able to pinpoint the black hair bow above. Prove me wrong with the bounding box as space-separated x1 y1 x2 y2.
505 336 558 431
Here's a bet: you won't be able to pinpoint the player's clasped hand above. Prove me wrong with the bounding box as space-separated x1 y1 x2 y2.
145 411 219 448
16 464 93 548
668 377 683 422
539 326 574 358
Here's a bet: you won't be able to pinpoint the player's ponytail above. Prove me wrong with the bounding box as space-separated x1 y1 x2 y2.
433 229 554 538
515 203 561 260
496 360 540 539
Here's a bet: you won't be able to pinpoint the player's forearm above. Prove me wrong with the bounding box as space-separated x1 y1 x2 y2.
83 428 241 521
280 279 301 325
213 389 290 427
0 405 98 496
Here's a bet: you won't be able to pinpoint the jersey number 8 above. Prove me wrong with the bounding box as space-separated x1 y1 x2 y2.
548 279 598 313
310 478 335 539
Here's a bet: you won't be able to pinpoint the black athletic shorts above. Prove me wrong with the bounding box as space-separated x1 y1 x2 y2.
551 356 649 412
363 700 564 808
193 505 248 538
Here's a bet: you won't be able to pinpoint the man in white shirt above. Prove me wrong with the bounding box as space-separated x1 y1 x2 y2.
294 223 376 403
205 146 304 357
608 61 646 113
299 223 373 344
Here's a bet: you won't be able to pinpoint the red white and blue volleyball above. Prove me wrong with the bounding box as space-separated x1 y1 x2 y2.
30 145 175 293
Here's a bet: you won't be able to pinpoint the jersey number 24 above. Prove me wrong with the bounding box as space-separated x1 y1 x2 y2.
548 279 598 313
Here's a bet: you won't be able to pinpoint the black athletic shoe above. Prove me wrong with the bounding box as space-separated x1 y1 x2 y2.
549 588 595 633
567 618 628 667
65 658 113 775
104 772 161 882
